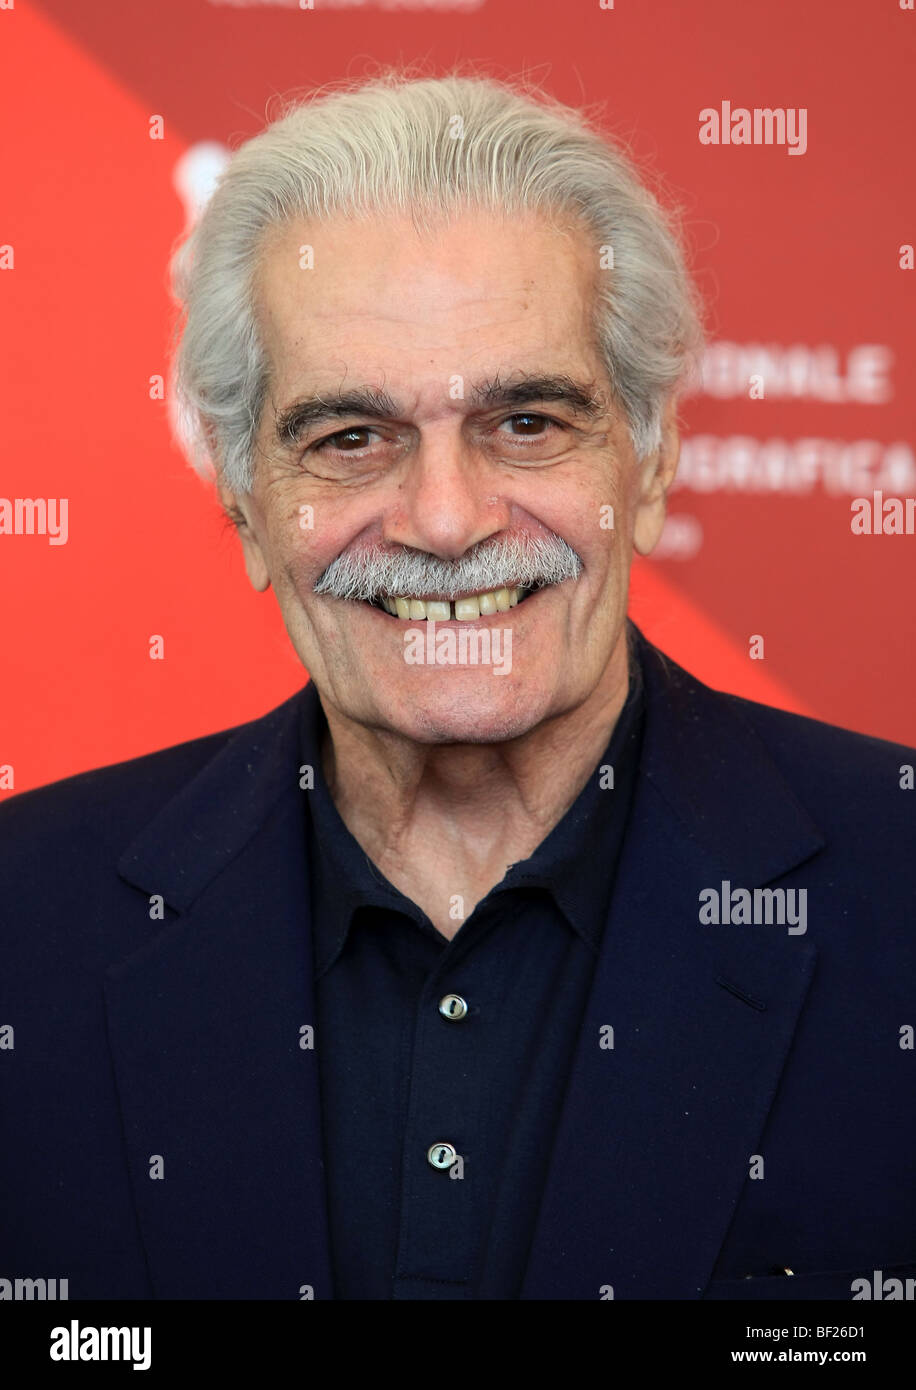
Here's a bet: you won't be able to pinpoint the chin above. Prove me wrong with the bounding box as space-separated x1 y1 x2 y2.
376 682 552 745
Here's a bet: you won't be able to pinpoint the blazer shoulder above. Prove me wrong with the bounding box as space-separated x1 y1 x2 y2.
637 627 916 785
711 688 915 849
719 687 916 777
0 695 300 866
636 631 914 857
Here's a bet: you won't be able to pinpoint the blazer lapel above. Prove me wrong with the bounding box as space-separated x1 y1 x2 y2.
105 686 333 1299
520 626 823 1299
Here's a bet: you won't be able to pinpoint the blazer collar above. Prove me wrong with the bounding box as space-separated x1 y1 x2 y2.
116 688 308 916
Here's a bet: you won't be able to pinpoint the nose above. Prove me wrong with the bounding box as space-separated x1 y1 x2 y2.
382 434 512 560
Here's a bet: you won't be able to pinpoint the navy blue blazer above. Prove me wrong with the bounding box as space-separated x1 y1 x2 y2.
1 622 914 1300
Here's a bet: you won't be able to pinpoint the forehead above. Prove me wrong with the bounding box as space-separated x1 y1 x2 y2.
252 206 603 403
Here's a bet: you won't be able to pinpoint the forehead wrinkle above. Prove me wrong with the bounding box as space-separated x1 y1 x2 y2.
256 222 593 354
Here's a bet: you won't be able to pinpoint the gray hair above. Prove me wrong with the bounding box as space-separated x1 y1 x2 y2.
169 67 706 494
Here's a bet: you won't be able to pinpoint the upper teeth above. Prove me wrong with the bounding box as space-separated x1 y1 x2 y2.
378 586 524 620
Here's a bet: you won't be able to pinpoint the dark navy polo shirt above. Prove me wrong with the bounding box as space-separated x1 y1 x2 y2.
301 633 646 1299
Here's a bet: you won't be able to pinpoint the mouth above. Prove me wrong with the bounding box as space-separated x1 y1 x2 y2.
363 582 547 621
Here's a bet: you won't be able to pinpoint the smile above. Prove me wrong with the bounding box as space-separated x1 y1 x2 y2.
365 584 544 621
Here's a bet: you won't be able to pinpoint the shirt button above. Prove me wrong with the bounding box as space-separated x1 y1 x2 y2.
438 993 468 1021
427 1142 458 1170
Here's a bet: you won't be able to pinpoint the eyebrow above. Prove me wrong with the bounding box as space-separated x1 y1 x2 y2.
273 373 607 450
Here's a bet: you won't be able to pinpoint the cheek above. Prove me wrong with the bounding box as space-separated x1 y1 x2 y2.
261 503 343 589
556 497 620 579
544 458 623 543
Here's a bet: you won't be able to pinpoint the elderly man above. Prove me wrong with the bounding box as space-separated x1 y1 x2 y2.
1 72 914 1303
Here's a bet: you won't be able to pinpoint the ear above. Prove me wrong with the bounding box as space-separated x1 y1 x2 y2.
216 483 272 593
632 396 681 557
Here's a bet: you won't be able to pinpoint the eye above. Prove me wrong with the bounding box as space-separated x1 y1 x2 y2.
499 412 555 436
311 426 379 454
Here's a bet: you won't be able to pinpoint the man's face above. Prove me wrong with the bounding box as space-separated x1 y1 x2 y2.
223 207 677 743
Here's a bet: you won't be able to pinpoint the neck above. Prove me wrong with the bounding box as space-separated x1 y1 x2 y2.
317 630 632 936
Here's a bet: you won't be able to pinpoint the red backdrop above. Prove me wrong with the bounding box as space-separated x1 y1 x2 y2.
2 0 914 796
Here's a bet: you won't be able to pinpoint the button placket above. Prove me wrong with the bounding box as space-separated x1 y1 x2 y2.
393 963 485 1289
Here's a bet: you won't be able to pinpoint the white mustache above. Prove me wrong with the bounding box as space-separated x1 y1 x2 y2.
314 532 582 602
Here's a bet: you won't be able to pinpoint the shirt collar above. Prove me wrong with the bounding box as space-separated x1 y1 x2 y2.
302 623 646 972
